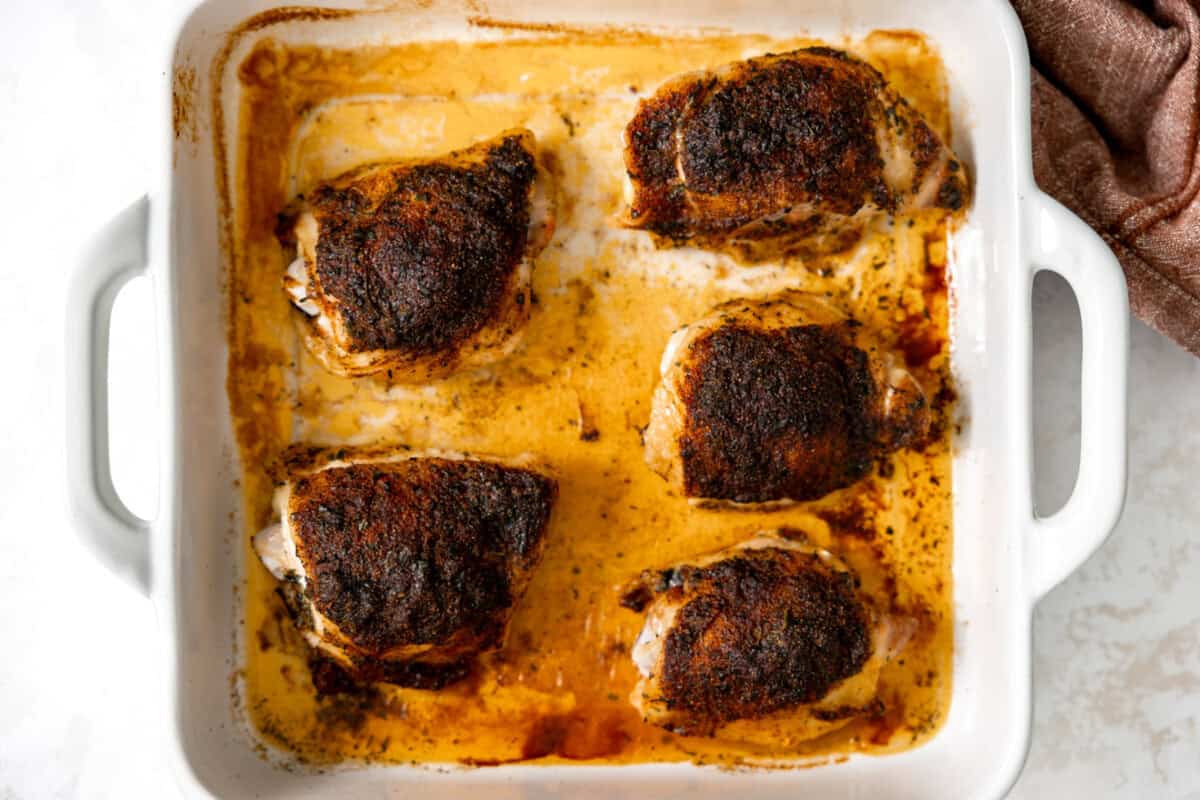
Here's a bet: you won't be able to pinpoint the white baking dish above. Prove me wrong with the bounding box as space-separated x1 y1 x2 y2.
65 0 1129 796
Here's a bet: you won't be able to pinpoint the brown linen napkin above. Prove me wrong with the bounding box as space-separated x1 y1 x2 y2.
1012 0 1200 356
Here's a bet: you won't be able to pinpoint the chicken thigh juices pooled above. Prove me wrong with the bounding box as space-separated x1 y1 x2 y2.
254 445 556 690
644 293 934 506
621 47 967 260
278 128 555 378
620 532 914 743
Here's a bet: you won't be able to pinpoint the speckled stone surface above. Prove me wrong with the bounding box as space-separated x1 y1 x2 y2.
1012 274 1200 799
1 3 1198 797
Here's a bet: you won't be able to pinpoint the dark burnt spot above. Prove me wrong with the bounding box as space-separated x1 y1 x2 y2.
937 175 965 211
363 656 472 691
897 314 944 368
863 696 907 746
521 710 633 760
812 697 884 722
274 202 301 246
618 583 654 612
908 119 942 190
308 654 367 697
932 382 957 414
289 458 556 658
300 134 536 354
871 179 894 212
818 500 876 541
800 46 853 61
659 549 872 726
678 323 881 503
309 652 472 694
311 675 382 733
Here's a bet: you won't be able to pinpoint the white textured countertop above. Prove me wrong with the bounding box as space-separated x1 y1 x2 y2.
2 2 1198 797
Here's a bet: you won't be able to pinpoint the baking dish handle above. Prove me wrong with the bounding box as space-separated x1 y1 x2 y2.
1024 191 1129 601
66 196 153 596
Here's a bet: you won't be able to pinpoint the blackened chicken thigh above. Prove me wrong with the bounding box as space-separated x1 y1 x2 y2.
279 129 555 378
644 294 932 506
254 445 556 689
620 532 913 743
622 48 967 260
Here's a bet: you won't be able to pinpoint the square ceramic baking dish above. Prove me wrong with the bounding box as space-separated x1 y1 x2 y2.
65 0 1129 796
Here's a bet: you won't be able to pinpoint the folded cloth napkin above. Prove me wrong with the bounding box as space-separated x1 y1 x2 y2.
1012 0 1200 355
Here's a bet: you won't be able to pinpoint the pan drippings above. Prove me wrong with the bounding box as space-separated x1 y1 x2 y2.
227 27 959 766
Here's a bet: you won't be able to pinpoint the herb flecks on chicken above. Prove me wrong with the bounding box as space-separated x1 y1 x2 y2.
644 293 934 506
622 48 967 260
254 445 556 690
278 129 555 378
620 532 914 743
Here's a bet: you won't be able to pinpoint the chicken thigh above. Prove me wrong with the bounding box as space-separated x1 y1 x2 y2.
278 129 555 378
619 532 913 743
621 47 967 260
254 445 556 689
644 293 932 506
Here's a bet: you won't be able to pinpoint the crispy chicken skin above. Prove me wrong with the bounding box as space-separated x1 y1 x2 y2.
644 293 932 506
278 129 555 379
619 532 913 742
621 47 967 260
254 445 556 689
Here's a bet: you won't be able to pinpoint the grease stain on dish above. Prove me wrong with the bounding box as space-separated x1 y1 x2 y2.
227 26 959 767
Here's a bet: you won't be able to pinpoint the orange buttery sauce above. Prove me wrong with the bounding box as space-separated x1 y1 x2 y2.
227 27 958 767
